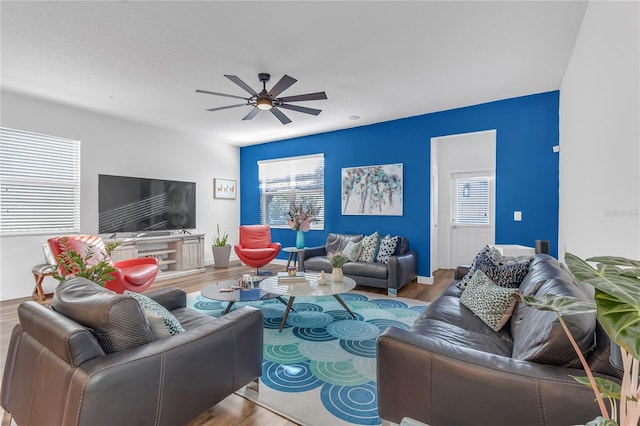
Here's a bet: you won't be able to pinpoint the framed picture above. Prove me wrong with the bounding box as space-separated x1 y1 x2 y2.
213 178 237 199
342 163 403 215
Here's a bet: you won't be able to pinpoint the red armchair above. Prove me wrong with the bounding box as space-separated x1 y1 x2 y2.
234 225 281 275
48 235 159 293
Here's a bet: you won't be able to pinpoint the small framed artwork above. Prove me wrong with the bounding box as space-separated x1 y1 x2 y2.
213 178 237 199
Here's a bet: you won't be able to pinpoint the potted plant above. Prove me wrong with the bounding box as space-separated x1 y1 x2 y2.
53 237 120 287
327 251 349 282
212 223 231 268
518 253 640 426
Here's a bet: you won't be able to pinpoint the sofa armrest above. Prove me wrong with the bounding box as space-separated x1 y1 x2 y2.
377 326 608 426
146 287 187 311
63 306 264 426
387 251 417 291
300 245 326 264
454 265 471 280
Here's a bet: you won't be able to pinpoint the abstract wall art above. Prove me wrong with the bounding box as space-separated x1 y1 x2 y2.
341 163 403 216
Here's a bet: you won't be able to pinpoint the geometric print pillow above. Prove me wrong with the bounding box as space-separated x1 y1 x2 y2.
460 269 519 332
376 234 399 264
457 246 496 290
125 291 185 339
358 231 379 262
479 259 530 288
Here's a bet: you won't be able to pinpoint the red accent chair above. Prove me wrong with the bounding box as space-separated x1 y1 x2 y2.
234 225 281 275
48 235 159 293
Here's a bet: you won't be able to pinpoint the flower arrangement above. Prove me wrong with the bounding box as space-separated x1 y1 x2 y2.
327 252 349 268
286 202 318 232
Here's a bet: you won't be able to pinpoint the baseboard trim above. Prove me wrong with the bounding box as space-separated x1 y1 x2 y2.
417 275 434 285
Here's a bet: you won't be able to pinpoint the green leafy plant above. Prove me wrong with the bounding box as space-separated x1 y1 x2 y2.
213 223 229 246
327 252 349 268
53 237 120 287
518 253 640 426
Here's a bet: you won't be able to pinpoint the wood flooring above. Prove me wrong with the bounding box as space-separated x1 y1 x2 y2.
0 263 453 426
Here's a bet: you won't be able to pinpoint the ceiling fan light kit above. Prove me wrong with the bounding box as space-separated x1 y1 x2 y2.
196 73 327 125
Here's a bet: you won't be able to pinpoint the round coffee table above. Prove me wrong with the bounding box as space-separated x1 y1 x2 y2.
200 279 288 315
260 273 357 331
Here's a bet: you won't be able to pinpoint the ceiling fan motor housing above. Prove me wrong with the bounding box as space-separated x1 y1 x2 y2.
258 73 271 83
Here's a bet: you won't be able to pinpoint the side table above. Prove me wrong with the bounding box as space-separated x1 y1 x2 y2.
32 263 57 301
282 247 305 271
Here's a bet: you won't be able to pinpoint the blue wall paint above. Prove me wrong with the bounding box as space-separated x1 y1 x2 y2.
240 91 559 276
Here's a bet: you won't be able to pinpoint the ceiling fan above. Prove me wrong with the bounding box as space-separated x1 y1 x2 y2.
196 73 327 125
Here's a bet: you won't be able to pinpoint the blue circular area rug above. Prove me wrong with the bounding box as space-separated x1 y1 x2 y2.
188 290 427 426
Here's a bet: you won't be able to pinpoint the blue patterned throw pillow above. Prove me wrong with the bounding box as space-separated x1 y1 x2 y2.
125 291 185 339
343 240 363 261
358 232 379 262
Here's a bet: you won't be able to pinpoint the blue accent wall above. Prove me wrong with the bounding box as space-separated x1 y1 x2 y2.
240 91 560 277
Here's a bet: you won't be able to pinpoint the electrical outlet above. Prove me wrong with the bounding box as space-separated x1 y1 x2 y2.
514 211 522 221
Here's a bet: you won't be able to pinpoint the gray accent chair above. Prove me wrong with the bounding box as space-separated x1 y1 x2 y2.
300 232 417 296
377 254 622 426
1 277 263 426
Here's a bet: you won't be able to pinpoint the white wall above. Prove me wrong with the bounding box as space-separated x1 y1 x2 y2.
559 1 640 261
0 91 241 301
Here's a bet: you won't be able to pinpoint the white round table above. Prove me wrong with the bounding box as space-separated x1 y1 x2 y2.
259 273 357 331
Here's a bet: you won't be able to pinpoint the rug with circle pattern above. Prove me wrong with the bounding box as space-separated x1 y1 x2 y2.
187 290 428 426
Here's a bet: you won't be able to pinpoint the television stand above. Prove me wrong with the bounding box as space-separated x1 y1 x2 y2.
108 234 205 281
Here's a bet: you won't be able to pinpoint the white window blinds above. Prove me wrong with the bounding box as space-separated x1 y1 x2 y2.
0 127 81 235
455 176 490 225
258 154 324 229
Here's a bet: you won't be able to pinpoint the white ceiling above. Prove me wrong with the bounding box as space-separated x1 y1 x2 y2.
1 1 587 147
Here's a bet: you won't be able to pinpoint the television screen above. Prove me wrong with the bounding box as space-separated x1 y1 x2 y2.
98 174 196 234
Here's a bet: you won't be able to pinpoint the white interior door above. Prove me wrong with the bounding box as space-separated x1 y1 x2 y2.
450 172 494 267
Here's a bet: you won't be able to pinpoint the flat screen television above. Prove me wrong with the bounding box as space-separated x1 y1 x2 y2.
98 174 196 234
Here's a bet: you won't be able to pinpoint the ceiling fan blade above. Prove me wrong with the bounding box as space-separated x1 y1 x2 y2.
206 103 248 112
278 103 322 116
271 107 292 125
278 91 328 102
224 75 258 96
268 74 297 98
195 89 248 101
242 108 260 121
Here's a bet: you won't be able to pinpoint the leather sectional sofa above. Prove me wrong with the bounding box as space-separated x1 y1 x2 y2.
300 232 417 296
1 277 263 426
377 254 622 426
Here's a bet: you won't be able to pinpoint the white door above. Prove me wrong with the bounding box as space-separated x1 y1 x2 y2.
450 172 494 268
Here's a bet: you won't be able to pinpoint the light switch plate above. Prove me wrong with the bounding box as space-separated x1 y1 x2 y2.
514 211 522 221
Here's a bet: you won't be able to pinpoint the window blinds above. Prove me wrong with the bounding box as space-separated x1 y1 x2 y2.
258 154 324 229
455 177 490 225
0 127 81 235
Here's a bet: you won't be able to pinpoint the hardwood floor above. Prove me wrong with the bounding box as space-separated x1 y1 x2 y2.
0 263 453 426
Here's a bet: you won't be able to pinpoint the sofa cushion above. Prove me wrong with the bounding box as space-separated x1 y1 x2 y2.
304 256 332 272
52 277 154 353
125 290 185 338
460 270 519 331
510 254 596 367
376 235 399 264
343 261 388 279
325 233 363 255
343 240 363 261
358 231 379 262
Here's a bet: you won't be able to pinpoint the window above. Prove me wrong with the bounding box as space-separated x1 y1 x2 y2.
0 127 81 235
454 176 490 225
258 154 324 230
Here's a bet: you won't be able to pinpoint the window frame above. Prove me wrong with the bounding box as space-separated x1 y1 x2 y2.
0 127 81 236
258 153 325 230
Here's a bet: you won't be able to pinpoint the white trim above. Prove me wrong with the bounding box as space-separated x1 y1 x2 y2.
257 153 323 164
417 275 434 285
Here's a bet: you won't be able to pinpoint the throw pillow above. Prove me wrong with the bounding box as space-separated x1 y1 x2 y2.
343 240 363 262
358 231 379 262
125 291 185 338
376 234 399 264
460 270 519 332
480 259 531 288
457 246 495 290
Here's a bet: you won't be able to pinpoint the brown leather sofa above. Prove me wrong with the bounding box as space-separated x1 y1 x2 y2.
1 277 263 426
300 232 417 296
377 254 622 426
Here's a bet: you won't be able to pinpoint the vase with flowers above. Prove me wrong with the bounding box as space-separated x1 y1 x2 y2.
327 252 349 282
286 202 318 249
